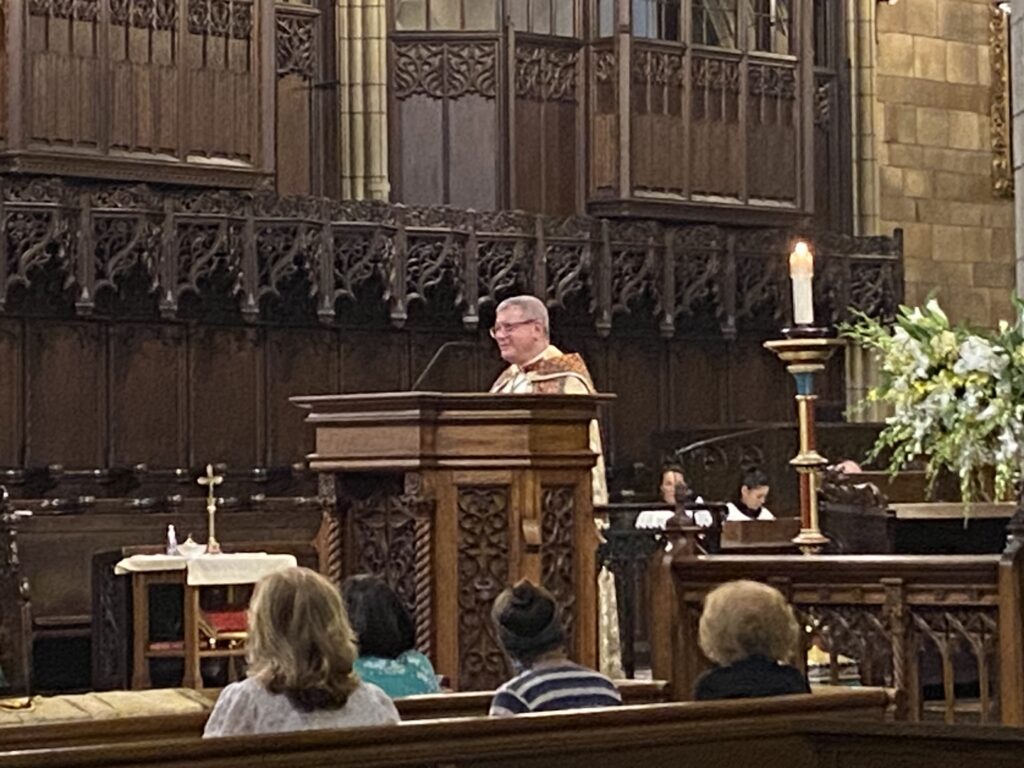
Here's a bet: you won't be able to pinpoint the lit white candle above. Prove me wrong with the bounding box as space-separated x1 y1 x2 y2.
789 241 814 326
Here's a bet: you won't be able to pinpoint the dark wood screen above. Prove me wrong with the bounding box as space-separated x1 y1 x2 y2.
0 175 900 478
275 1 332 197
0 0 275 187
388 0 848 225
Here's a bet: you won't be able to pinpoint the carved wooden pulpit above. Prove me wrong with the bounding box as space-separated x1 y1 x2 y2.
290 392 608 691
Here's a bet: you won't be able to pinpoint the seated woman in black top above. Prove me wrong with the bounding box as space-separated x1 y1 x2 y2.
694 579 810 700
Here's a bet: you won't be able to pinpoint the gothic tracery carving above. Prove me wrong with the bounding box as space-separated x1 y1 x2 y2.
394 42 497 100
29 0 99 20
516 45 578 103
187 0 252 39
692 57 740 93
457 487 510 690
276 13 317 81
0 177 901 331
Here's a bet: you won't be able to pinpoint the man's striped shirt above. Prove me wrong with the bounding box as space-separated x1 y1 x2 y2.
489 662 622 716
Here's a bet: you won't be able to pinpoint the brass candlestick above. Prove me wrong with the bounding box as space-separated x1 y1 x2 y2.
763 336 843 554
198 464 223 554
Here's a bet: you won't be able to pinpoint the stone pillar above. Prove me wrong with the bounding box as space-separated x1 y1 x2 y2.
337 0 390 201
849 0 881 236
1012 1 1024 294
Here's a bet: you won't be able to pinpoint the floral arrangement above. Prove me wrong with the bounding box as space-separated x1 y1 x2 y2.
843 298 1024 505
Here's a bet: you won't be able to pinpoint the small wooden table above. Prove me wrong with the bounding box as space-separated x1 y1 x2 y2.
115 553 296 689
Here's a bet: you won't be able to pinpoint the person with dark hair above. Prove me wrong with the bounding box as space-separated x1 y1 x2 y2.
725 468 776 521
203 567 399 737
636 463 713 529
489 579 621 716
342 575 440 698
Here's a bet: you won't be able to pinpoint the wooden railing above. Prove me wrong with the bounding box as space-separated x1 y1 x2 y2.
0 177 901 334
653 538 1024 724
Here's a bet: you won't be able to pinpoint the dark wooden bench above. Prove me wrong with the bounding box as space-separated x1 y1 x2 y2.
0 688 896 767
0 680 669 750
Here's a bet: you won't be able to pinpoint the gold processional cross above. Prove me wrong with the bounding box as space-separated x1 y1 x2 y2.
198 464 223 554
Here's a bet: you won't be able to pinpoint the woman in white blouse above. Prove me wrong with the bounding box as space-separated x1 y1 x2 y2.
203 567 399 737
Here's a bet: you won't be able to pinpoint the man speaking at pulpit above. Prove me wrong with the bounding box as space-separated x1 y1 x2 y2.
488 295 622 678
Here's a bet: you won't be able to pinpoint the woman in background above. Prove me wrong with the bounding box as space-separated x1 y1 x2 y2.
203 567 399 736
342 575 440 698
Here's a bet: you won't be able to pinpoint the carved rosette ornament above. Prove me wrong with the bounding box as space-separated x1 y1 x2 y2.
457 486 510 690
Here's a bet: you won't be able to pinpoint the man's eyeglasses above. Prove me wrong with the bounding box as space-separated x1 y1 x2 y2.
489 319 538 338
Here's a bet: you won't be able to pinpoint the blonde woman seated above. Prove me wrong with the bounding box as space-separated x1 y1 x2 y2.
694 579 810 700
203 567 400 736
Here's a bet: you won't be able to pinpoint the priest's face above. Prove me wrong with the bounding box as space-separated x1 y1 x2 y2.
493 306 547 365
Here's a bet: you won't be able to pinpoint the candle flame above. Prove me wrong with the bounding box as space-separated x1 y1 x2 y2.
789 241 813 278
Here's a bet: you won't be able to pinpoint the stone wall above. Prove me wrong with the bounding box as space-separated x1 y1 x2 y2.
870 0 1015 325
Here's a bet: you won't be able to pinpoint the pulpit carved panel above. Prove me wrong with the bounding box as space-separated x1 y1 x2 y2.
540 486 576 648
457 486 510 690
343 485 435 656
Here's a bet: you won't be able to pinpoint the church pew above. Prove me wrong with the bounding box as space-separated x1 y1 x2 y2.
0 680 670 750
0 688 895 766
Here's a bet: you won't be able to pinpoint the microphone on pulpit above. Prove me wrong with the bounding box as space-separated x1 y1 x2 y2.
411 340 479 390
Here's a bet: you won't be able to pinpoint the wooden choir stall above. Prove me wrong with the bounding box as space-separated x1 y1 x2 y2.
291 392 609 691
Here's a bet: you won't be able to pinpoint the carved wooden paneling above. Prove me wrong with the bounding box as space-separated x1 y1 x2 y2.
0 321 22 466
392 40 500 209
345 484 434 653
109 324 187 466
0 176 901 489
540 485 576 651
25 1 102 150
394 41 496 100
746 62 798 203
184 0 256 162
189 325 261 467
590 47 618 196
275 3 321 196
264 328 338 465
631 46 685 195
690 56 742 199
25 322 106 467
11 0 270 185
457 486 509 690
513 42 580 215
108 0 179 156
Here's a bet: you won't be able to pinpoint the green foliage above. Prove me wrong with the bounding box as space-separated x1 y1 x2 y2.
842 298 1024 506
